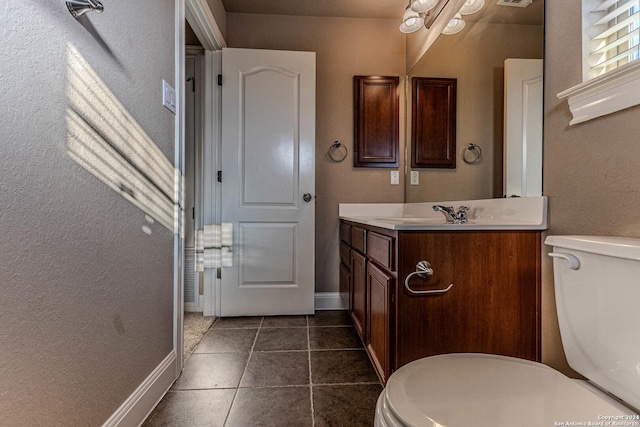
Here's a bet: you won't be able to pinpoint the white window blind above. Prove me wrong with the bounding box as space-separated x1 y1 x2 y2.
588 0 640 78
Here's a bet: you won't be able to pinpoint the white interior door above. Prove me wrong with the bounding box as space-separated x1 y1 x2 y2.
504 58 543 198
221 48 316 316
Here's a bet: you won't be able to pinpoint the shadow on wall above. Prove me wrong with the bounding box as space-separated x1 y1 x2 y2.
65 43 177 233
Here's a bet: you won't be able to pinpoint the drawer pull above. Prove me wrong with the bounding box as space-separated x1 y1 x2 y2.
404 261 454 296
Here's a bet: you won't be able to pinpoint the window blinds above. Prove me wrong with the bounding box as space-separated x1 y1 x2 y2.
589 0 640 75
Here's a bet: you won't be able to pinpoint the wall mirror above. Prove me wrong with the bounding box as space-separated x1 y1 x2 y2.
405 0 544 202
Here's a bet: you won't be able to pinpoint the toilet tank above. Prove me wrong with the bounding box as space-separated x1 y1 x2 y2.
546 235 640 411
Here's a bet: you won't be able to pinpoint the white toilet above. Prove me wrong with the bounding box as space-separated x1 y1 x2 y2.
375 235 640 427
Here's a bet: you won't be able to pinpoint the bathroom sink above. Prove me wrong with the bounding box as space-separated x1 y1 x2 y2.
374 217 444 223
339 197 548 231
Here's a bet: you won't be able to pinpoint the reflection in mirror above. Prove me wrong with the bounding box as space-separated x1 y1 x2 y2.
405 0 543 202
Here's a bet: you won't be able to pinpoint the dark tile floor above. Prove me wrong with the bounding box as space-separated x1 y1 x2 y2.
143 310 382 427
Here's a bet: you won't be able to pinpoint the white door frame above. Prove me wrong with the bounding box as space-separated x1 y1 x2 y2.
175 0 226 374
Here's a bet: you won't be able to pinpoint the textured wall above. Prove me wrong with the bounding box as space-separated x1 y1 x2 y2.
0 1 176 425
406 22 543 202
226 13 407 294
543 1 640 376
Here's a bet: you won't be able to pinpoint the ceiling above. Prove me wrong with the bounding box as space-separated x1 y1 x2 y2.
220 0 544 25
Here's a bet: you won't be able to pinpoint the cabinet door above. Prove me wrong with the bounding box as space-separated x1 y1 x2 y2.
353 76 400 168
350 251 367 340
339 262 351 314
411 78 456 169
366 262 392 384
396 232 540 368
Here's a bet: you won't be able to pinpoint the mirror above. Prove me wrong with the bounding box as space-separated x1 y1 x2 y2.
405 0 544 202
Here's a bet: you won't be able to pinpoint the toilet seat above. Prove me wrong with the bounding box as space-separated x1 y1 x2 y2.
377 353 633 427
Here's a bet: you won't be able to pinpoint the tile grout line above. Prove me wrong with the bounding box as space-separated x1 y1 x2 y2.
222 316 264 427
307 315 315 427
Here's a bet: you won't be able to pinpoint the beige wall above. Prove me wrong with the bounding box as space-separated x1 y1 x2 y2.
207 0 227 40
0 1 175 425
406 22 543 202
226 13 407 294
544 1 640 376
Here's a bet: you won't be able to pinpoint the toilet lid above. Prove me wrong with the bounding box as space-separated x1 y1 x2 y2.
384 353 633 427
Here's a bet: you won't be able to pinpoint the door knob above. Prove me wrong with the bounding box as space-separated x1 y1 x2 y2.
303 193 313 202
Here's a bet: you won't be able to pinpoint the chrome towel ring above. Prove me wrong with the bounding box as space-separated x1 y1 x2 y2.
462 143 482 164
328 141 348 163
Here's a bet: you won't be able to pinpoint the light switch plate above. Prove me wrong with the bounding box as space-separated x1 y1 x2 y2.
162 79 176 114
391 170 400 185
411 171 420 185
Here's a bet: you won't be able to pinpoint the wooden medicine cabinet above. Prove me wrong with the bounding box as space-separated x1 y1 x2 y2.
411 77 457 169
353 76 399 168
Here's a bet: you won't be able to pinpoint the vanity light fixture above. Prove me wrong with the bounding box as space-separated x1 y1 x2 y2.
399 0 485 35
442 13 466 35
411 0 439 13
399 2 426 34
459 0 485 15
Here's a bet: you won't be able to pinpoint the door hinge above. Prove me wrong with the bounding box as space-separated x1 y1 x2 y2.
217 74 222 86
216 268 222 279
192 207 195 220
391 293 395 304
217 171 222 182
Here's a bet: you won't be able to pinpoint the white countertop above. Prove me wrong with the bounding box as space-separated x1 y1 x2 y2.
339 196 548 231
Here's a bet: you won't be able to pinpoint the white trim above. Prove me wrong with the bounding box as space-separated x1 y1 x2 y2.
185 0 226 51
314 292 347 310
174 0 186 377
101 351 177 427
202 50 222 317
557 60 640 125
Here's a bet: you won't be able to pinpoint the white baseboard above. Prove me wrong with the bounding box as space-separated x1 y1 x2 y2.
314 292 347 310
102 351 177 427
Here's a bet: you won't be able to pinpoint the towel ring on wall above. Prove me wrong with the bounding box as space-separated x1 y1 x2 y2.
328 141 348 163
462 143 482 164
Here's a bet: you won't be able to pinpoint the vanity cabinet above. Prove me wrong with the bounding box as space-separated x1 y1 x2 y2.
366 262 393 383
350 250 367 339
340 221 397 383
340 220 541 385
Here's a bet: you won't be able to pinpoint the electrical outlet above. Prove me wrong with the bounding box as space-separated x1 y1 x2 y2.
391 170 400 185
410 171 420 185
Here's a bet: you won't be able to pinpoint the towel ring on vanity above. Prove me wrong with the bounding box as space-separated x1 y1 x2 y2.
328 141 348 162
462 143 482 164
404 261 454 296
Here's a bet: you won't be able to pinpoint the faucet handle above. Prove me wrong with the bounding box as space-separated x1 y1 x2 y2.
455 206 470 224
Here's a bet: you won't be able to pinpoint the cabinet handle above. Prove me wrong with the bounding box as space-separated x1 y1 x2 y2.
404 261 454 296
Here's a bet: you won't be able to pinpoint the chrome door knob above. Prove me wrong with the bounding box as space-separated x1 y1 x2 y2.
303 193 312 202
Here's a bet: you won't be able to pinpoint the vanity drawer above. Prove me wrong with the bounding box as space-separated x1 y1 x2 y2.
340 222 352 245
340 242 351 266
352 226 367 254
367 232 394 271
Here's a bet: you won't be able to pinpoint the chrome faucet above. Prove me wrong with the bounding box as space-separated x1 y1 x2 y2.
432 205 456 223
433 205 470 224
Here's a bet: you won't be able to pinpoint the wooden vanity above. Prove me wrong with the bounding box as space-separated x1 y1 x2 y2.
339 216 542 385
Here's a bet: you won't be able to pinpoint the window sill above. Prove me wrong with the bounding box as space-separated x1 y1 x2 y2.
557 61 640 125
